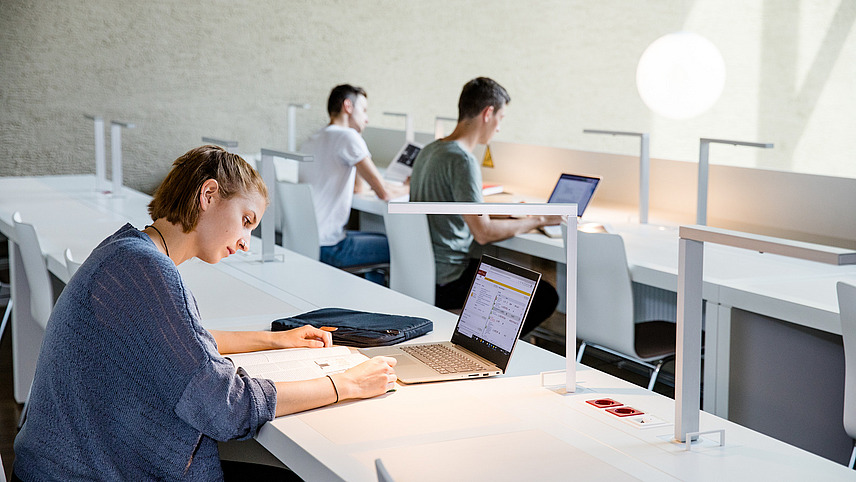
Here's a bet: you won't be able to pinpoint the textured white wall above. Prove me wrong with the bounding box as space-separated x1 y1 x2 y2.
1 0 854 193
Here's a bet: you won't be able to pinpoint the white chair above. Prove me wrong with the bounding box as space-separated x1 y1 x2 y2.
836 281 856 469
0 238 15 431
246 153 298 234
278 182 321 260
12 212 53 330
277 182 388 277
0 280 10 345
64 248 83 277
384 212 435 304
12 212 56 429
0 242 11 345
573 229 676 390
375 458 394 482
0 235 11 340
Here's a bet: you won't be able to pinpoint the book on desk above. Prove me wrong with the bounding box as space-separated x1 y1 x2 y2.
227 347 367 383
482 183 504 196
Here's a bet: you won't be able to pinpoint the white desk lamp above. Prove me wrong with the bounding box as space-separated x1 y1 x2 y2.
387 201 579 392
675 225 856 443
109 120 135 196
697 138 773 225
383 112 414 143
434 116 457 140
287 103 311 152
84 115 106 192
583 129 651 224
201 137 239 153
259 148 313 262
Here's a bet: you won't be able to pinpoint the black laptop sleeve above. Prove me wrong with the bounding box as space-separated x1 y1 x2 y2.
271 308 433 348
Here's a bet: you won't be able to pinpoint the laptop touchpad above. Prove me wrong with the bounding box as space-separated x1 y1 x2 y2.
389 353 422 367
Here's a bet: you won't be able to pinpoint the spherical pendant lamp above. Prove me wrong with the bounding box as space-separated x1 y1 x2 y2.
636 32 726 119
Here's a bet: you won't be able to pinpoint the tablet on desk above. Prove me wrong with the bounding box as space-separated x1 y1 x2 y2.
383 141 423 184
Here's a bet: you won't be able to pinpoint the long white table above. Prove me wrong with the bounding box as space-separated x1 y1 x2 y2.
3 175 854 479
258 365 855 481
352 190 856 462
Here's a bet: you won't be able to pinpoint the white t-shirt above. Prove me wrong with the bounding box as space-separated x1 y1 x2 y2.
298 125 370 246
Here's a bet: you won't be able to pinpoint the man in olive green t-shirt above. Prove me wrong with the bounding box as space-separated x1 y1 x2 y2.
409 77 561 337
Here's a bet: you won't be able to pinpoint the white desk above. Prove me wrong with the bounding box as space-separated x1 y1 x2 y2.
351 191 856 462
258 364 854 481
2 175 854 479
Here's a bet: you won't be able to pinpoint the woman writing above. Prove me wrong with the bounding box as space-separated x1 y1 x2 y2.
13 145 397 480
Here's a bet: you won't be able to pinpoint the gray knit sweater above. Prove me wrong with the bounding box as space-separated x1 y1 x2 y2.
14 224 277 480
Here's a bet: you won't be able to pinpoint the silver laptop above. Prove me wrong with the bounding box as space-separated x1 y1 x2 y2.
541 173 601 238
360 255 540 383
383 141 423 184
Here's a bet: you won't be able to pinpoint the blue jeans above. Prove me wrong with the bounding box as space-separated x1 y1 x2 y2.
320 231 389 284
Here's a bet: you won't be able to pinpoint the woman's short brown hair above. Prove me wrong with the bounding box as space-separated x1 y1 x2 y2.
148 145 269 232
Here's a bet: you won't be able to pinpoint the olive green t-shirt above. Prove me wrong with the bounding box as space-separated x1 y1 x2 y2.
409 140 483 285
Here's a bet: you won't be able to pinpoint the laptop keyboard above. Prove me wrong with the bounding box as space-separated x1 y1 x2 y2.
401 344 489 374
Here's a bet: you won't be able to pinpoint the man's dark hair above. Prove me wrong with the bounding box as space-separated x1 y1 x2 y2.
327 84 368 116
457 77 510 121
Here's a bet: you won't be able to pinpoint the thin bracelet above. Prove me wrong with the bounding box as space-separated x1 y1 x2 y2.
326 374 339 403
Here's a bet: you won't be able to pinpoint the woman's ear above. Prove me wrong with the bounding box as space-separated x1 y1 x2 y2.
199 179 220 211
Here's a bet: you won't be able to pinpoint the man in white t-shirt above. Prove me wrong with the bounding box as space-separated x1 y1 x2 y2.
299 84 407 282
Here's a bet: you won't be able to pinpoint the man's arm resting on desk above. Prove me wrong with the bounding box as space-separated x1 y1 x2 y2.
464 214 562 245
354 157 409 201
273 356 397 416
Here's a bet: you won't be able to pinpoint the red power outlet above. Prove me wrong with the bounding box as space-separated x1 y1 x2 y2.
586 398 623 408
606 406 644 417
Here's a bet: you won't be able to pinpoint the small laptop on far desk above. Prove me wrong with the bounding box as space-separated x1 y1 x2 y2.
360 255 541 384
541 173 601 238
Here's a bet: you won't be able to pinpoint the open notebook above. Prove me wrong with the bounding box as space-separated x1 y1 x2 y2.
360 255 541 383
227 346 368 382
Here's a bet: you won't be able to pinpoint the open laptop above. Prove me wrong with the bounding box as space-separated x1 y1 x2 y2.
541 173 601 238
360 255 540 383
383 141 423 184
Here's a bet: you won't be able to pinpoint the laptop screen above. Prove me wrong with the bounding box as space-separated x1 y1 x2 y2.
450 255 541 371
547 173 601 216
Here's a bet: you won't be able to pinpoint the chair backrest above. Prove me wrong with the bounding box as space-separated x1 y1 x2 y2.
384 212 435 304
12 212 53 329
572 229 638 357
278 182 320 260
247 154 285 233
837 281 856 439
64 248 82 277
375 458 394 482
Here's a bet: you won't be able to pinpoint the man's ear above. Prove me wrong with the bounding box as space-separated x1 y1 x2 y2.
481 105 495 123
199 179 220 211
342 98 354 115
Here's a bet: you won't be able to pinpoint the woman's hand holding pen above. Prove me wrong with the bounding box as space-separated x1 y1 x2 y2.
333 356 398 400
